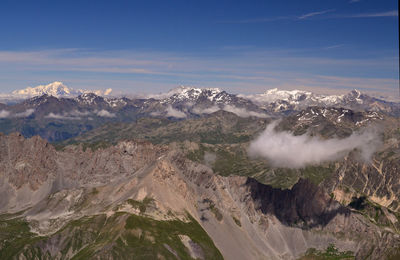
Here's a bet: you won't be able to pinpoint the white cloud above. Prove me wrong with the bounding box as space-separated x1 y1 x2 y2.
298 9 335 20
192 105 220 114
0 110 10 118
166 105 186 118
69 110 91 117
0 48 397 98
223 105 268 118
344 10 398 18
14 109 34 117
44 109 116 119
0 109 34 118
248 122 382 168
45 110 91 120
96 110 116 118
45 112 81 120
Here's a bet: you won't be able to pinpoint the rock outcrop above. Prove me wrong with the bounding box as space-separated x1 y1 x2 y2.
0 133 399 259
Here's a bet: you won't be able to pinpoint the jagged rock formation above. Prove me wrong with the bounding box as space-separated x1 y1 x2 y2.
0 133 399 259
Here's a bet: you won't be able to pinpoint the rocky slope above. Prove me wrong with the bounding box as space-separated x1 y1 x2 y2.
0 133 399 259
59 109 400 217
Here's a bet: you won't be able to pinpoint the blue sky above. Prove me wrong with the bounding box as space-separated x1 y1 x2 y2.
0 0 398 97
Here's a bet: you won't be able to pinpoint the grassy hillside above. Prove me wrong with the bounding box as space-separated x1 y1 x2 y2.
0 212 222 259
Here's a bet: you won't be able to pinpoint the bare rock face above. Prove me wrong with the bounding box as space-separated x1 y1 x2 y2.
167 153 400 259
0 132 57 190
320 121 400 213
0 133 166 213
244 178 350 228
56 140 166 186
0 133 399 260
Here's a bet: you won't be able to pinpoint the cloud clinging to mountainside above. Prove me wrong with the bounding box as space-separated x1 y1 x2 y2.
248 122 382 168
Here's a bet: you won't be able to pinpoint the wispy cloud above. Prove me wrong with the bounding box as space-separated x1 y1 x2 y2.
220 9 397 24
0 109 35 118
45 112 81 120
14 109 34 117
323 44 345 50
192 105 220 115
220 16 291 24
342 10 398 18
223 105 268 118
0 48 397 98
349 0 361 3
44 109 115 120
219 9 336 24
298 9 335 20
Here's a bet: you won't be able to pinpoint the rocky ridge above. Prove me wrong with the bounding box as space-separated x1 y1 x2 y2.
0 133 399 259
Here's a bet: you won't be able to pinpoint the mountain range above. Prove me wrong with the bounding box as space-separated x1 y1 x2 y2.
0 81 113 103
0 82 399 142
0 82 400 259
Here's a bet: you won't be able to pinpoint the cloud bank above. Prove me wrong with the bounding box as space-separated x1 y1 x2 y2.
45 112 81 120
0 109 34 118
166 105 186 118
192 105 220 115
14 109 34 117
223 105 268 118
45 109 116 120
248 122 381 168
96 109 116 118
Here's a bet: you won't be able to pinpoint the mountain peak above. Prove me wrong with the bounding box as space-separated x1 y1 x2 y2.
347 89 362 98
264 88 311 95
170 85 222 100
168 85 222 97
149 85 222 101
262 88 313 101
12 81 75 97
8 82 113 100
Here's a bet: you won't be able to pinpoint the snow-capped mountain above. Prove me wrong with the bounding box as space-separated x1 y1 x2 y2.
1 84 399 121
150 86 225 103
239 88 398 114
154 86 259 107
0 81 112 103
240 88 345 109
150 85 267 118
162 86 229 103
12 81 80 97
0 84 398 142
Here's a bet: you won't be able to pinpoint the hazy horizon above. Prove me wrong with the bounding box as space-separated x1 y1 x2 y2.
0 1 398 97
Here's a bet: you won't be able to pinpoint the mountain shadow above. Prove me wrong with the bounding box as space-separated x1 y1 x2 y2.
245 178 351 228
